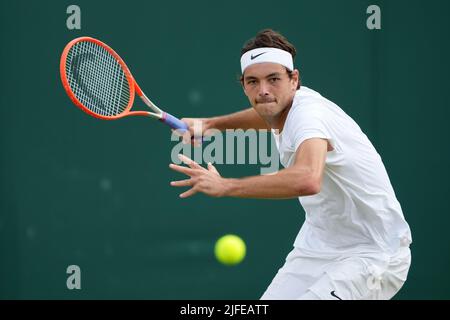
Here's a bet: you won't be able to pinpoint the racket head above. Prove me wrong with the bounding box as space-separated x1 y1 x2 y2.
60 37 136 120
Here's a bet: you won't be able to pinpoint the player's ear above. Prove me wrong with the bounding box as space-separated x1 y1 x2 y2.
291 69 300 91
241 79 249 97
240 75 246 92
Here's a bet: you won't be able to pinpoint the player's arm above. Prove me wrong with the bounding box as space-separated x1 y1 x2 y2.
225 138 327 198
169 138 328 199
179 108 270 144
205 108 270 131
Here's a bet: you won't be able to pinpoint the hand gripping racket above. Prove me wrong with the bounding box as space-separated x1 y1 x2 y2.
60 37 188 131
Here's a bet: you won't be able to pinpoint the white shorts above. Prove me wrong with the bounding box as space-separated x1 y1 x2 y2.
260 246 411 300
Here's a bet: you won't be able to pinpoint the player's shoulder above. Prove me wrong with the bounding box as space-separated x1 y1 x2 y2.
290 86 331 118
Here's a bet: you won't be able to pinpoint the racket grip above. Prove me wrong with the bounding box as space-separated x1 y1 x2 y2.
160 112 189 132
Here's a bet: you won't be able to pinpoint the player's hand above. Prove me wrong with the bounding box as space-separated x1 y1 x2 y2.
169 154 228 198
172 118 210 147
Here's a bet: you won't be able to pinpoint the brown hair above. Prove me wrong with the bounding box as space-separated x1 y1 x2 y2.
240 29 300 89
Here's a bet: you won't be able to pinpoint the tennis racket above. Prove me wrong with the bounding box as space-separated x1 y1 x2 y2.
59 37 188 131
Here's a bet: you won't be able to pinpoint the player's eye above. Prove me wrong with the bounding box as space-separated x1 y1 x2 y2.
269 77 280 83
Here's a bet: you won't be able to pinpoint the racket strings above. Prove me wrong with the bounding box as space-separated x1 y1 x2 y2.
65 41 131 117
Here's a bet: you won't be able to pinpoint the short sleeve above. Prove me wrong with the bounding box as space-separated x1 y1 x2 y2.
287 105 334 152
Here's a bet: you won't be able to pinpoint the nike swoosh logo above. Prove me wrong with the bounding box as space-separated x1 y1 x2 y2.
251 52 266 60
330 291 342 300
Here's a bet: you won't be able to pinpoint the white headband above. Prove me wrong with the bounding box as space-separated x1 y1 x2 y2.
240 47 294 73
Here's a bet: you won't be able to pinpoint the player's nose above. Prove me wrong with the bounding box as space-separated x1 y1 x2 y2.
257 82 270 97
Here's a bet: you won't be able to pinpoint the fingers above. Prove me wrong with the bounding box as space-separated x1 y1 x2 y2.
192 137 202 147
170 179 193 187
175 118 206 145
182 132 203 146
171 128 188 138
182 131 192 144
176 118 195 144
179 188 198 198
207 162 220 175
169 156 219 199
170 119 192 144
178 154 205 170
169 163 196 176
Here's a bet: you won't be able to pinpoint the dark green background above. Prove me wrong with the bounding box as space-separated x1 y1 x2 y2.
1 0 449 299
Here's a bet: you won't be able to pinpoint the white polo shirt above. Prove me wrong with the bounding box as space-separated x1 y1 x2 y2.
272 86 412 256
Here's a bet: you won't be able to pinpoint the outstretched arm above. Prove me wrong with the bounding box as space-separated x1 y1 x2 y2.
205 108 270 131
169 138 328 199
178 108 270 144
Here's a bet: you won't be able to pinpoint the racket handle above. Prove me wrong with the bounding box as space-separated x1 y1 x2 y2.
160 112 189 131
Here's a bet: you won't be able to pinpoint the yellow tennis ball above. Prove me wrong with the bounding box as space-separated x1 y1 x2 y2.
214 234 246 266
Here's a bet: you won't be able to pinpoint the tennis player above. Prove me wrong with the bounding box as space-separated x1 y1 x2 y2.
169 29 412 300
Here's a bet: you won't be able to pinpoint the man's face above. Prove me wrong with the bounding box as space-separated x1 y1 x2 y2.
242 62 299 119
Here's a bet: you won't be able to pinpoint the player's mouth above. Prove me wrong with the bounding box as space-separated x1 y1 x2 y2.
255 98 276 104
